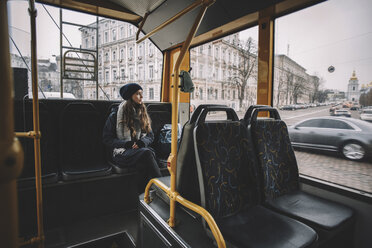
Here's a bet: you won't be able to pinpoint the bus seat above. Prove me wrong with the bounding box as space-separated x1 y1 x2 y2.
194 107 318 248
150 104 229 205
148 111 171 165
248 107 355 248
60 103 112 181
176 104 230 205
17 101 58 188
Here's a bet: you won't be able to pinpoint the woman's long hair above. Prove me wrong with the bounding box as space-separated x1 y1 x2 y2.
122 98 151 138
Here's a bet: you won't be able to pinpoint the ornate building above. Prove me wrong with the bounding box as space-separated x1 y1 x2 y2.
346 70 360 102
80 18 320 111
80 19 163 101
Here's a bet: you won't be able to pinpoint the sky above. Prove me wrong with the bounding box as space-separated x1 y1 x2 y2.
7 0 372 92
241 0 372 92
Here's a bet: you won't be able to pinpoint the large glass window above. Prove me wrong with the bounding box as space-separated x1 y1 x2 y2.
190 27 258 116
7 2 163 101
274 0 372 193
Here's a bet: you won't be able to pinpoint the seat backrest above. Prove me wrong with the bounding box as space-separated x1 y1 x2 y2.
60 102 105 170
176 104 228 204
249 107 299 200
194 107 260 219
17 101 58 184
242 104 270 124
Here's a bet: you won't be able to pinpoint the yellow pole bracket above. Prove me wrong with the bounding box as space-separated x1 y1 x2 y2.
15 131 42 139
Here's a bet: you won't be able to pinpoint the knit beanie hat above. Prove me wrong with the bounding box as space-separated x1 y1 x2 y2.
119 83 143 100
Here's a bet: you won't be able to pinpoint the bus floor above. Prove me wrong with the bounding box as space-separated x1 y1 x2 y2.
138 192 216 248
42 210 138 248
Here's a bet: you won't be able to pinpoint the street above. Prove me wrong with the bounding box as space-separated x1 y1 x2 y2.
278 105 360 126
278 106 371 194
206 105 372 194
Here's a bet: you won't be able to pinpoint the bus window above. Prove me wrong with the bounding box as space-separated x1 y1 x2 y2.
190 26 258 119
8 2 163 101
274 0 372 194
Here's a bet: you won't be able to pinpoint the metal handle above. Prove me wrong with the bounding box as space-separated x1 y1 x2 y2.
196 106 239 125
190 104 227 124
251 107 281 121
243 105 270 122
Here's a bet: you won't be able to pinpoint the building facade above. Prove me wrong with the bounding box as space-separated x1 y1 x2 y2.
80 19 320 111
80 19 163 101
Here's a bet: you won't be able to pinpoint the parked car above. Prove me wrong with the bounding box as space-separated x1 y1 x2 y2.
334 109 351 117
360 109 372 122
288 117 372 161
281 105 296 110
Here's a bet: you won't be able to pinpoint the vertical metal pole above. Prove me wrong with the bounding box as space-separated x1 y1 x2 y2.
29 1 45 247
60 8 63 98
257 6 274 106
0 1 24 247
96 16 99 99
168 0 213 228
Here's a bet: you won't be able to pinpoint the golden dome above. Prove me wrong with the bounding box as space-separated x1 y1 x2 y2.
350 70 358 80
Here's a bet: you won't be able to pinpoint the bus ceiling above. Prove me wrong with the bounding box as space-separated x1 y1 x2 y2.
36 0 325 51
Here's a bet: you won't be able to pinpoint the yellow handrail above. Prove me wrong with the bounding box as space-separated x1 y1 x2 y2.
167 0 215 229
18 1 46 247
144 179 226 248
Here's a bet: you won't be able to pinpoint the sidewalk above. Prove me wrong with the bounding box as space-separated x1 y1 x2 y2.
295 150 372 193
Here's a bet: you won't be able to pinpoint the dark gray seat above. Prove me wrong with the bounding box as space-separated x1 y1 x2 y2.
151 104 229 205
60 102 112 180
248 106 355 248
17 102 58 188
176 104 229 204
194 106 318 248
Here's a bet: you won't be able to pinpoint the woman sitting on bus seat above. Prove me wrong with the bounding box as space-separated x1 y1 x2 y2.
103 83 161 192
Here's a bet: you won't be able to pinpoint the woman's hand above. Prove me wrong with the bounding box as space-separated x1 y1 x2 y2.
132 142 139 149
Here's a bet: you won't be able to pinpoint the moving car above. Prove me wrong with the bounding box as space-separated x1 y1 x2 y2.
329 106 339 115
288 117 372 161
360 109 372 121
334 109 351 117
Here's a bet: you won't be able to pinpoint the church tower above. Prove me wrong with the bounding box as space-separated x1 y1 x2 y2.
347 70 360 102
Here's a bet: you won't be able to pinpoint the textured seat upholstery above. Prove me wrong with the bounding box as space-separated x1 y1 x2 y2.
60 103 111 180
251 119 299 199
249 107 355 247
194 114 317 248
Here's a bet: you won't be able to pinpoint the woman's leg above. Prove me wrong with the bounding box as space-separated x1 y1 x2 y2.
136 148 162 178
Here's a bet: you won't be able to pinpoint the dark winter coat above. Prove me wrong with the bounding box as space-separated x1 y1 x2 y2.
102 107 155 165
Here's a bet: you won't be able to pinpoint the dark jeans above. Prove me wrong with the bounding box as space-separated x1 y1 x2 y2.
113 147 161 193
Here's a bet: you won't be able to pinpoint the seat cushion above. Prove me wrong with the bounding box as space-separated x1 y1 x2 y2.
266 190 354 230
218 205 318 248
62 166 112 181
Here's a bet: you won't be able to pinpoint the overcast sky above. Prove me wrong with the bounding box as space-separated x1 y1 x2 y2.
8 0 372 92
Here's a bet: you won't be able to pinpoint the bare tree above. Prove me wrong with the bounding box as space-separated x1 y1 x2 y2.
292 75 307 104
284 70 295 104
308 74 323 103
229 37 258 109
360 90 372 106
